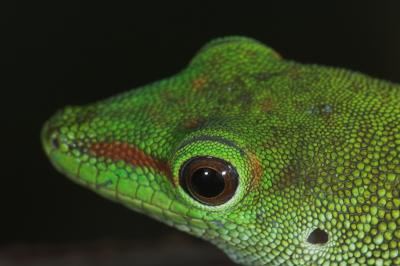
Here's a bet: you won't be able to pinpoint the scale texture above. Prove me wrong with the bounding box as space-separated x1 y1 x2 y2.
42 37 400 265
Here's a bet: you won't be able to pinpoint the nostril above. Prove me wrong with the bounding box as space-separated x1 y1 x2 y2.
51 135 60 149
42 122 61 151
307 228 329 245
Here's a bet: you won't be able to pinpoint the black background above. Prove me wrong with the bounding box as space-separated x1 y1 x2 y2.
4 1 400 264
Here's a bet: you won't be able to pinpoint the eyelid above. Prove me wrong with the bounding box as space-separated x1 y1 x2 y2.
175 135 246 157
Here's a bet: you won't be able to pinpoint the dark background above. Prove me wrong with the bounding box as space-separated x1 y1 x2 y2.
3 1 400 265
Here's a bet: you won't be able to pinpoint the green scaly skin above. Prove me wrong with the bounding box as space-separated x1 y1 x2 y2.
42 37 400 265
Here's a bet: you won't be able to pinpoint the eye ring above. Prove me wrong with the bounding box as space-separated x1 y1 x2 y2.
179 156 239 206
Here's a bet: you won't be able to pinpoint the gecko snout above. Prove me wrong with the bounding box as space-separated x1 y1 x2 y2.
41 106 84 155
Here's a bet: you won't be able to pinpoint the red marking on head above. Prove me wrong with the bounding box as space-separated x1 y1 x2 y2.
90 142 175 186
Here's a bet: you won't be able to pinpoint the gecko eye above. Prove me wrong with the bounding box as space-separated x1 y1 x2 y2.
179 157 239 206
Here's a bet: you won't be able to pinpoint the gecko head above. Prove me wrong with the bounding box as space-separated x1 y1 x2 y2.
40 37 332 265
42 36 399 265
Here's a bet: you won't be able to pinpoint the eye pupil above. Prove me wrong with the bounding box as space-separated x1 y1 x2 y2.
180 157 239 206
191 167 225 198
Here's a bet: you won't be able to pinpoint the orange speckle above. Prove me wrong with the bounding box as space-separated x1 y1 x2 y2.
192 76 207 91
261 98 274 113
183 117 205 130
248 153 263 187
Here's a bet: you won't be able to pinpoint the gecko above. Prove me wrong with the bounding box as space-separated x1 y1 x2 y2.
42 36 400 265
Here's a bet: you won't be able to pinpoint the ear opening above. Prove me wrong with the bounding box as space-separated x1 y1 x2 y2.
306 228 329 245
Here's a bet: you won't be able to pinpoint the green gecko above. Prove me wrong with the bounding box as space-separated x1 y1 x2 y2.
42 36 400 265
